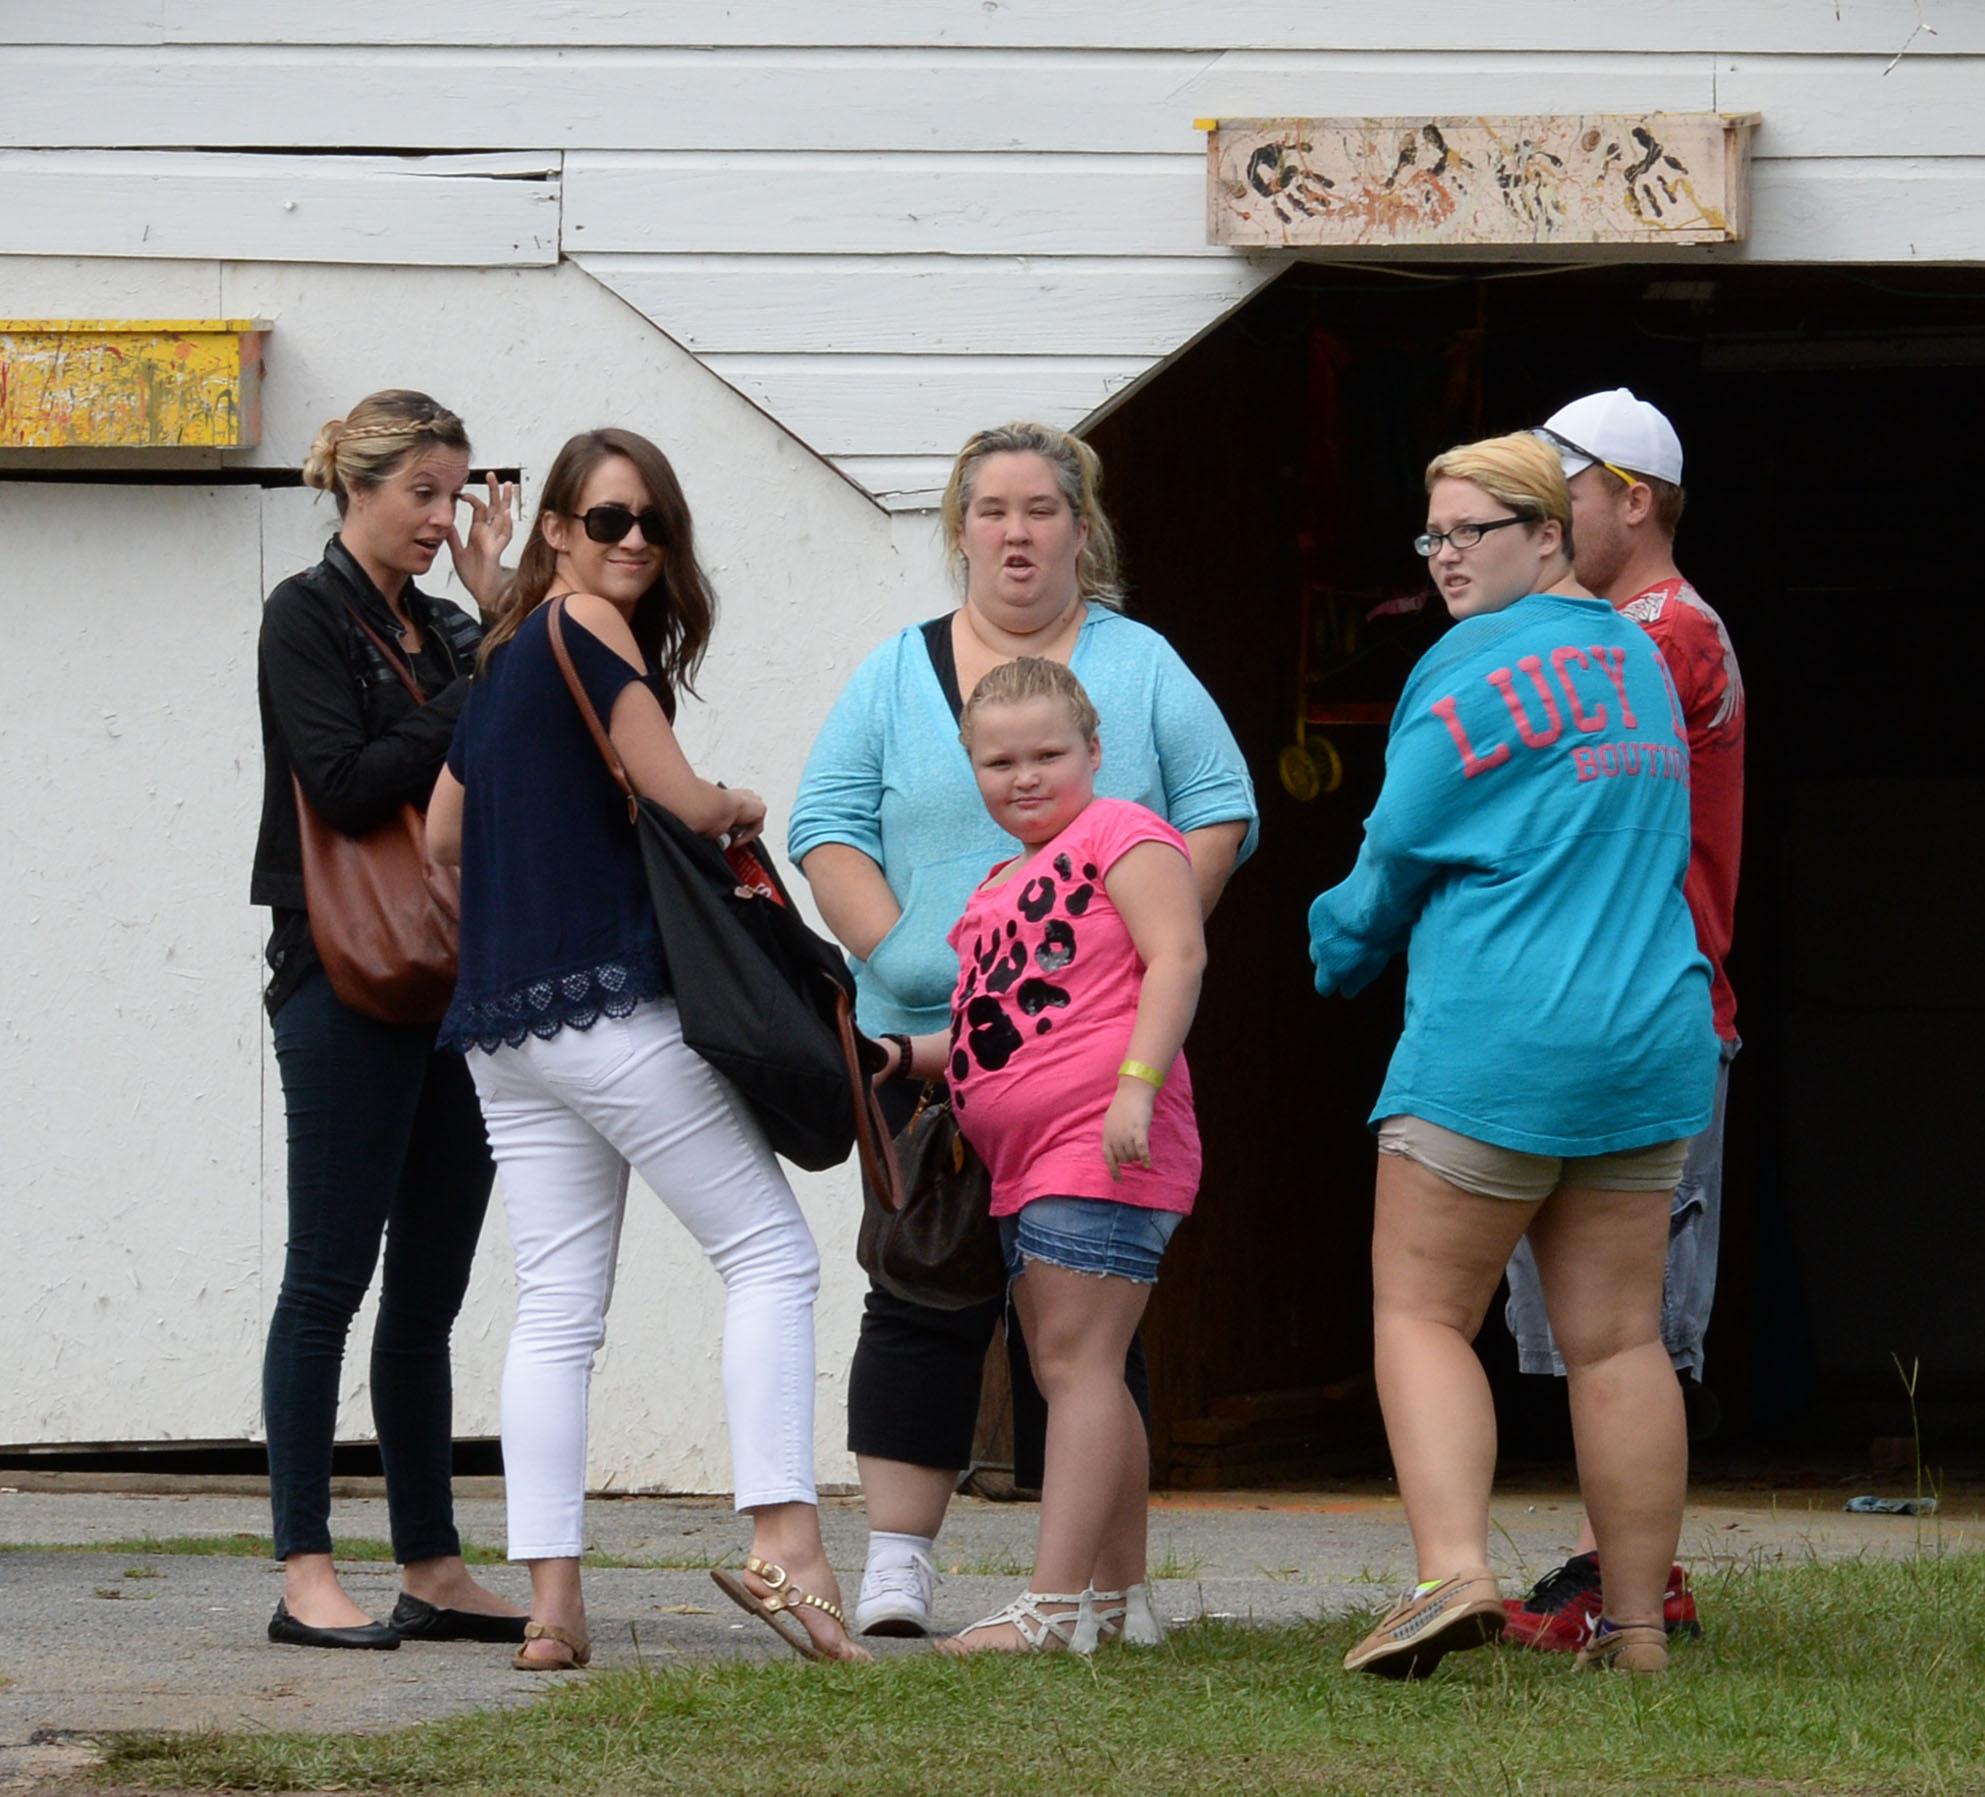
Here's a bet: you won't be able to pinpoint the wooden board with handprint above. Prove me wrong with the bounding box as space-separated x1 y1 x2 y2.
1205 115 1757 249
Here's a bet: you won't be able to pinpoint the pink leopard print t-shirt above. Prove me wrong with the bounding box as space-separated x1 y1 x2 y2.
943 798 1200 1218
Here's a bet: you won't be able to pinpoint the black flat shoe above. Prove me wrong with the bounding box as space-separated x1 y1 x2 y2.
267 1599 399 1651
390 1591 530 1644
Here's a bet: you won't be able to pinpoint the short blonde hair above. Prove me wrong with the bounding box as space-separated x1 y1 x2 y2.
958 657 1101 749
939 422 1125 609
1425 432 1572 538
303 389 469 517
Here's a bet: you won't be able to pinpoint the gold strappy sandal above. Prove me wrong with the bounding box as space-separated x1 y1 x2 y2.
709 1556 860 1664
512 1620 591 1671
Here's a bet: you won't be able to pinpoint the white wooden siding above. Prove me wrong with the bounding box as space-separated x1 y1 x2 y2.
0 152 559 266
698 353 1159 456
0 50 1724 151
573 255 1278 354
1749 158 1985 261
7 47 1980 159
10 0 1982 55
3 10 1981 508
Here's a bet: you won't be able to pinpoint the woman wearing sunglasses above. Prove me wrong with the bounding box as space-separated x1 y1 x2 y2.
1308 433 1716 1679
427 428 867 1668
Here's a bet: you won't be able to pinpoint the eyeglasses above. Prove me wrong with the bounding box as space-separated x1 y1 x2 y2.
1414 515 1533 557
576 503 667 546
1532 428 1641 491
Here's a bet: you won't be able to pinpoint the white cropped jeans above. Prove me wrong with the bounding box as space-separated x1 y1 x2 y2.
467 997 821 1559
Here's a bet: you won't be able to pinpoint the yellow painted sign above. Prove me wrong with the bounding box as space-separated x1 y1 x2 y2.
0 319 269 448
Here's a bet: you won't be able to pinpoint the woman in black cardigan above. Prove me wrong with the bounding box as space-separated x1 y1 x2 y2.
253 389 519 1650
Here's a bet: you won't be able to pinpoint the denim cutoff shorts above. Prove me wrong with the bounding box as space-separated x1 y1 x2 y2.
1000 1196 1185 1286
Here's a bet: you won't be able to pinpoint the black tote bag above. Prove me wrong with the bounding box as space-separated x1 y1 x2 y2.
545 598 898 1189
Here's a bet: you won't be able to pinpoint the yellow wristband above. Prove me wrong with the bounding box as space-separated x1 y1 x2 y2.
1118 1058 1166 1091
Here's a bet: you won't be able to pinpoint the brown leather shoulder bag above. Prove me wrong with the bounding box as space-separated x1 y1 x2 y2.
292 603 461 1025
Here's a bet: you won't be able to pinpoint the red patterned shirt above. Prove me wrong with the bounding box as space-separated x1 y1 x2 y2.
1618 576 1744 1039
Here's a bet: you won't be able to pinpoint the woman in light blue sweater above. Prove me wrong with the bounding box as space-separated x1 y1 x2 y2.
1311 434 1715 1680
790 423 1257 1644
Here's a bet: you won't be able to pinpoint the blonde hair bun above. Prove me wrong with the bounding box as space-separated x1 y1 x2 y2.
302 417 345 492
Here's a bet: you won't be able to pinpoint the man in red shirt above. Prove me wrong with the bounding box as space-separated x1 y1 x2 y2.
1502 388 1745 1649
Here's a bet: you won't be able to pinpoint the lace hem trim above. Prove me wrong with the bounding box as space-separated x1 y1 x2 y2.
442 941 669 1053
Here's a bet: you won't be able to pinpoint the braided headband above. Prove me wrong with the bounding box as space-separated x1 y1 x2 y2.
330 415 460 445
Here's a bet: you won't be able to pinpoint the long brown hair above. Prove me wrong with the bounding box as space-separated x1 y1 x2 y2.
480 428 717 696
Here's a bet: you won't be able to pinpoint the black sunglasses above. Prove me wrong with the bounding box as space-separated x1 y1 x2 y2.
577 503 667 546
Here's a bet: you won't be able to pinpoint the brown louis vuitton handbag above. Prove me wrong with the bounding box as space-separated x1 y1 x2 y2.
857 1083 1005 1310
293 603 461 1025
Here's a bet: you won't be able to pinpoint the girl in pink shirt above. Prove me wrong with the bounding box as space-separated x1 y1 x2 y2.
878 657 1206 1654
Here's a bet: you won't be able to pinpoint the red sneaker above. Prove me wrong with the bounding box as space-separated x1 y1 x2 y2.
1503 1553 1701 1651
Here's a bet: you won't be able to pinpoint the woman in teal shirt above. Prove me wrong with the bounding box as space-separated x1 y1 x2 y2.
790 422 1256 1645
1311 433 1715 1681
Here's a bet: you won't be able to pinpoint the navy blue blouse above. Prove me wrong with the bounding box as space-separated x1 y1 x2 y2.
439 604 671 1051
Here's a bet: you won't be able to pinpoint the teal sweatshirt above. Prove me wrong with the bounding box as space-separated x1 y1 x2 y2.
790 604 1259 1035
1309 592 1716 1155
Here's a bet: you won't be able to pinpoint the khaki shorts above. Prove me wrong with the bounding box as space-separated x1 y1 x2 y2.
1376 1113 1688 1204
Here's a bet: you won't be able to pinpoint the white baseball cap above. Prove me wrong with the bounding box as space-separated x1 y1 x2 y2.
1538 388 1684 485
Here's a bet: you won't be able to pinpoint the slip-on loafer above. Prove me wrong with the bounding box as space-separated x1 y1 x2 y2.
390 1591 530 1644
267 1599 399 1650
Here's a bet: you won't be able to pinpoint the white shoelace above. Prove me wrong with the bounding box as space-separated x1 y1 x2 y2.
861 1554 936 1607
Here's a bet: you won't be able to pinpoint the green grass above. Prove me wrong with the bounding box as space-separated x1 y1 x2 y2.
0 1535 729 1571
96 1554 1985 1796
941 1549 1034 1578
1147 1542 1205 1581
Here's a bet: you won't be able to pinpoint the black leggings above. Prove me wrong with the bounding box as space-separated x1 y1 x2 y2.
262 967 495 1562
846 1284 1150 1488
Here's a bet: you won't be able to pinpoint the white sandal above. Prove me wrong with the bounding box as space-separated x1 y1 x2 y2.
1074 1582 1166 1651
939 1588 1087 1655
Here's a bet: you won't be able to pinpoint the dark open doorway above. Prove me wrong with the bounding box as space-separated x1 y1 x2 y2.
1082 260 1985 1485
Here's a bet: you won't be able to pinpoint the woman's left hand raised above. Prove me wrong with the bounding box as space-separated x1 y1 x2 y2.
449 470 517 608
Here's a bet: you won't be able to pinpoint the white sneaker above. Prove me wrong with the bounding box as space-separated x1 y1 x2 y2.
854 1550 937 1637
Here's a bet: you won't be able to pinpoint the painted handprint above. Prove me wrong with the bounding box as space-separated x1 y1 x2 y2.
1246 140 1338 228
